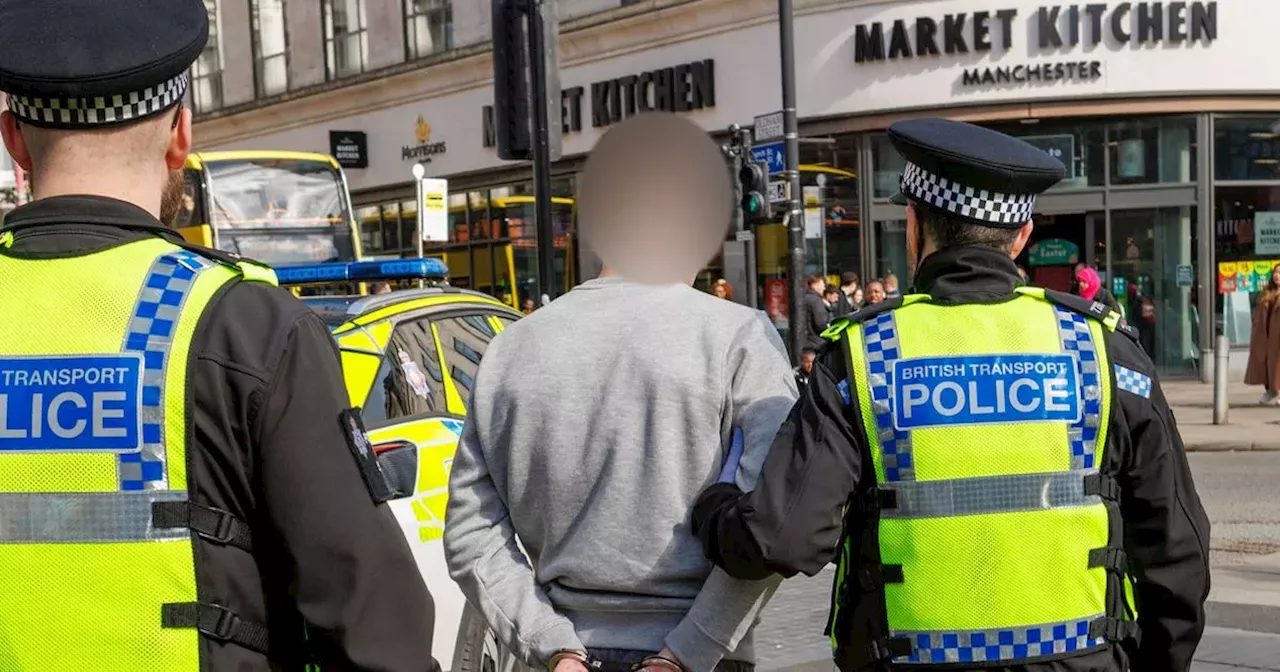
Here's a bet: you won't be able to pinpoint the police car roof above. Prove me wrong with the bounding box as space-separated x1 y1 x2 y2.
301 287 516 327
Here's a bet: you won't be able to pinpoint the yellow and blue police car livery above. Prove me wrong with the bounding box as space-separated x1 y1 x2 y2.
822 287 1140 668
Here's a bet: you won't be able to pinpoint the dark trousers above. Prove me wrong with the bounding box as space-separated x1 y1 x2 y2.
586 648 755 672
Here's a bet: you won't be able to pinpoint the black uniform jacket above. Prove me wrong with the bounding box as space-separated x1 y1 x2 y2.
692 245 1211 672
1 196 440 672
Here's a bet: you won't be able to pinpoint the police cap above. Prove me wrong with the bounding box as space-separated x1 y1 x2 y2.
887 118 1068 229
0 0 208 130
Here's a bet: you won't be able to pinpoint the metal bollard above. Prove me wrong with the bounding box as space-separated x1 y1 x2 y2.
1213 334 1229 425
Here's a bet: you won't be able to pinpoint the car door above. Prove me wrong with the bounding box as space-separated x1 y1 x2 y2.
361 306 512 672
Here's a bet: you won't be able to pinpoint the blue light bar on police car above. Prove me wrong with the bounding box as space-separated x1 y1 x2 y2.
274 258 450 285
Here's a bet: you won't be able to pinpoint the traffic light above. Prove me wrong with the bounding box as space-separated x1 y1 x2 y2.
739 160 770 225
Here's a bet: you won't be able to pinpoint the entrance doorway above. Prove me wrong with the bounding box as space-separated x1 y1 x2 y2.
1017 212 1099 294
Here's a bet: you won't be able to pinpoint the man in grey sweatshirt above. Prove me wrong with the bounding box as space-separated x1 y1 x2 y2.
442 271 798 672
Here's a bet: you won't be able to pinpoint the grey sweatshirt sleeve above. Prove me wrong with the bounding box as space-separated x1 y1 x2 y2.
443 359 585 668
663 312 799 672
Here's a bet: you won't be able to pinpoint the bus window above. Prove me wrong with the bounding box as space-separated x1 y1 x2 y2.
198 156 358 266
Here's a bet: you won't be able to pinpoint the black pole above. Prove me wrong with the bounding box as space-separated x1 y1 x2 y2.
528 0 557 303
779 0 804 362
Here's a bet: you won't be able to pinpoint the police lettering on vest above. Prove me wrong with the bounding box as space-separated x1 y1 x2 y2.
891 353 1083 431
0 354 143 451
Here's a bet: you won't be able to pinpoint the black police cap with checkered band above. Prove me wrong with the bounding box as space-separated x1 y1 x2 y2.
0 0 208 130
887 118 1068 229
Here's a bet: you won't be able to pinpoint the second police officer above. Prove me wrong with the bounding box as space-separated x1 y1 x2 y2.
0 1 440 669
691 118 1211 672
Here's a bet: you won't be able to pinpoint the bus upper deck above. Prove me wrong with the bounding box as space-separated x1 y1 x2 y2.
177 150 363 268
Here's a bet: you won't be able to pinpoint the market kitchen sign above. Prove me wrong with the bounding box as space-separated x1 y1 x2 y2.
481 59 715 148
853 2 1218 88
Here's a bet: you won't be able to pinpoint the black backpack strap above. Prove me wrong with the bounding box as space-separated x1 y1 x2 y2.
161 602 270 654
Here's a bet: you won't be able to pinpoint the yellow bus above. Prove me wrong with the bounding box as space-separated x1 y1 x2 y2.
380 194 577 310
177 150 363 267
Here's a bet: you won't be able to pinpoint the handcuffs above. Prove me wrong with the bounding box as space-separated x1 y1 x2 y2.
547 650 687 672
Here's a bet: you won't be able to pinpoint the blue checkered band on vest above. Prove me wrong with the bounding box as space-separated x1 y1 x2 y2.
900 162 1038 226
6 73 188 128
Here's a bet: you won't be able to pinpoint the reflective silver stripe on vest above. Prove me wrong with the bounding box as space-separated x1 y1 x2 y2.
881 470 1101 519
893 614 1107 664
0 491 188 543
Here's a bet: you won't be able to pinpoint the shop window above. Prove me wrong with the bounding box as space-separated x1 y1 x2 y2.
363 317 447 425
323 0 368 80
1108 117 1196 185
190 0 224 113
405 0 452 60
434 314 499 400
870 134 907 199
801 133 862 281
356 205 381 255
399 200 417 253
251 0 289 97
990 121 1106 189
1215 185 1280 346
1215 117 1280 181
873 220 910 292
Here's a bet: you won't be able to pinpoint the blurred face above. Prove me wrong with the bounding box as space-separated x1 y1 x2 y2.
852 288 864 305
578 114 731 285
801 352 816 373
867 282 887 304
713 284 727 298
1272 267 1280 285
522 299 536 314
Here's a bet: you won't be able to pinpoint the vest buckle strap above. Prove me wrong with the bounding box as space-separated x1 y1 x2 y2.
161 601 271 654
1082 473 1120 500
152 500 254 553
1088 616 1141 646
857 565 905 591
1088 547 1129 573
866 638 914 663
857 487 899 513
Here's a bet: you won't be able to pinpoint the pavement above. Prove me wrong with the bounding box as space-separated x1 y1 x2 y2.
1165 379 1280 452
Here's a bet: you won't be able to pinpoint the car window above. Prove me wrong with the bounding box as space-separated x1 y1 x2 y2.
435 313 500 400
362 317 447 425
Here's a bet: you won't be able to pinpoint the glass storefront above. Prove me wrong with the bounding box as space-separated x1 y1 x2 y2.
1213 116 1280 351
861 114 1200 377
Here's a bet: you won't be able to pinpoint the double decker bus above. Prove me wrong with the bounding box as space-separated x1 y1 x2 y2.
177 150 362 271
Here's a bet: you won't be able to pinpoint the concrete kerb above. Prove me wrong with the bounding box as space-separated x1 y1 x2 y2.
1164 380 1280 452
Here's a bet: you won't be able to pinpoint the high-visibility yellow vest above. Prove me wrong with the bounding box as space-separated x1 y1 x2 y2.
823 287 1138 668
0 236 278 670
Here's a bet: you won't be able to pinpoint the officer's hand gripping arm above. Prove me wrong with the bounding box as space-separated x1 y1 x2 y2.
693 345 863 580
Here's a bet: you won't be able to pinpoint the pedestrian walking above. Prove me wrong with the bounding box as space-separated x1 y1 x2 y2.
0 2 440 669
691 118 1210 672
832 272 859 318
1075 265 1121 315
711 278 734 301
443 113 796 672
1246 265 1280 405
798 274 830 352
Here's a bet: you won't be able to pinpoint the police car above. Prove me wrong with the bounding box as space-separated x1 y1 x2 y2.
276 257 522 672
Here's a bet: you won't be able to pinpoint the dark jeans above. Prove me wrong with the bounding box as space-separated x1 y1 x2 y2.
586 648 755 672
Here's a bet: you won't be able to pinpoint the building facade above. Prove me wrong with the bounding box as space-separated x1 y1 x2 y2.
193 0 1280 378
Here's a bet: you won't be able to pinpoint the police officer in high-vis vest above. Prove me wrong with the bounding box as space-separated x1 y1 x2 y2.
691 118 1211 672
0 1 440 670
